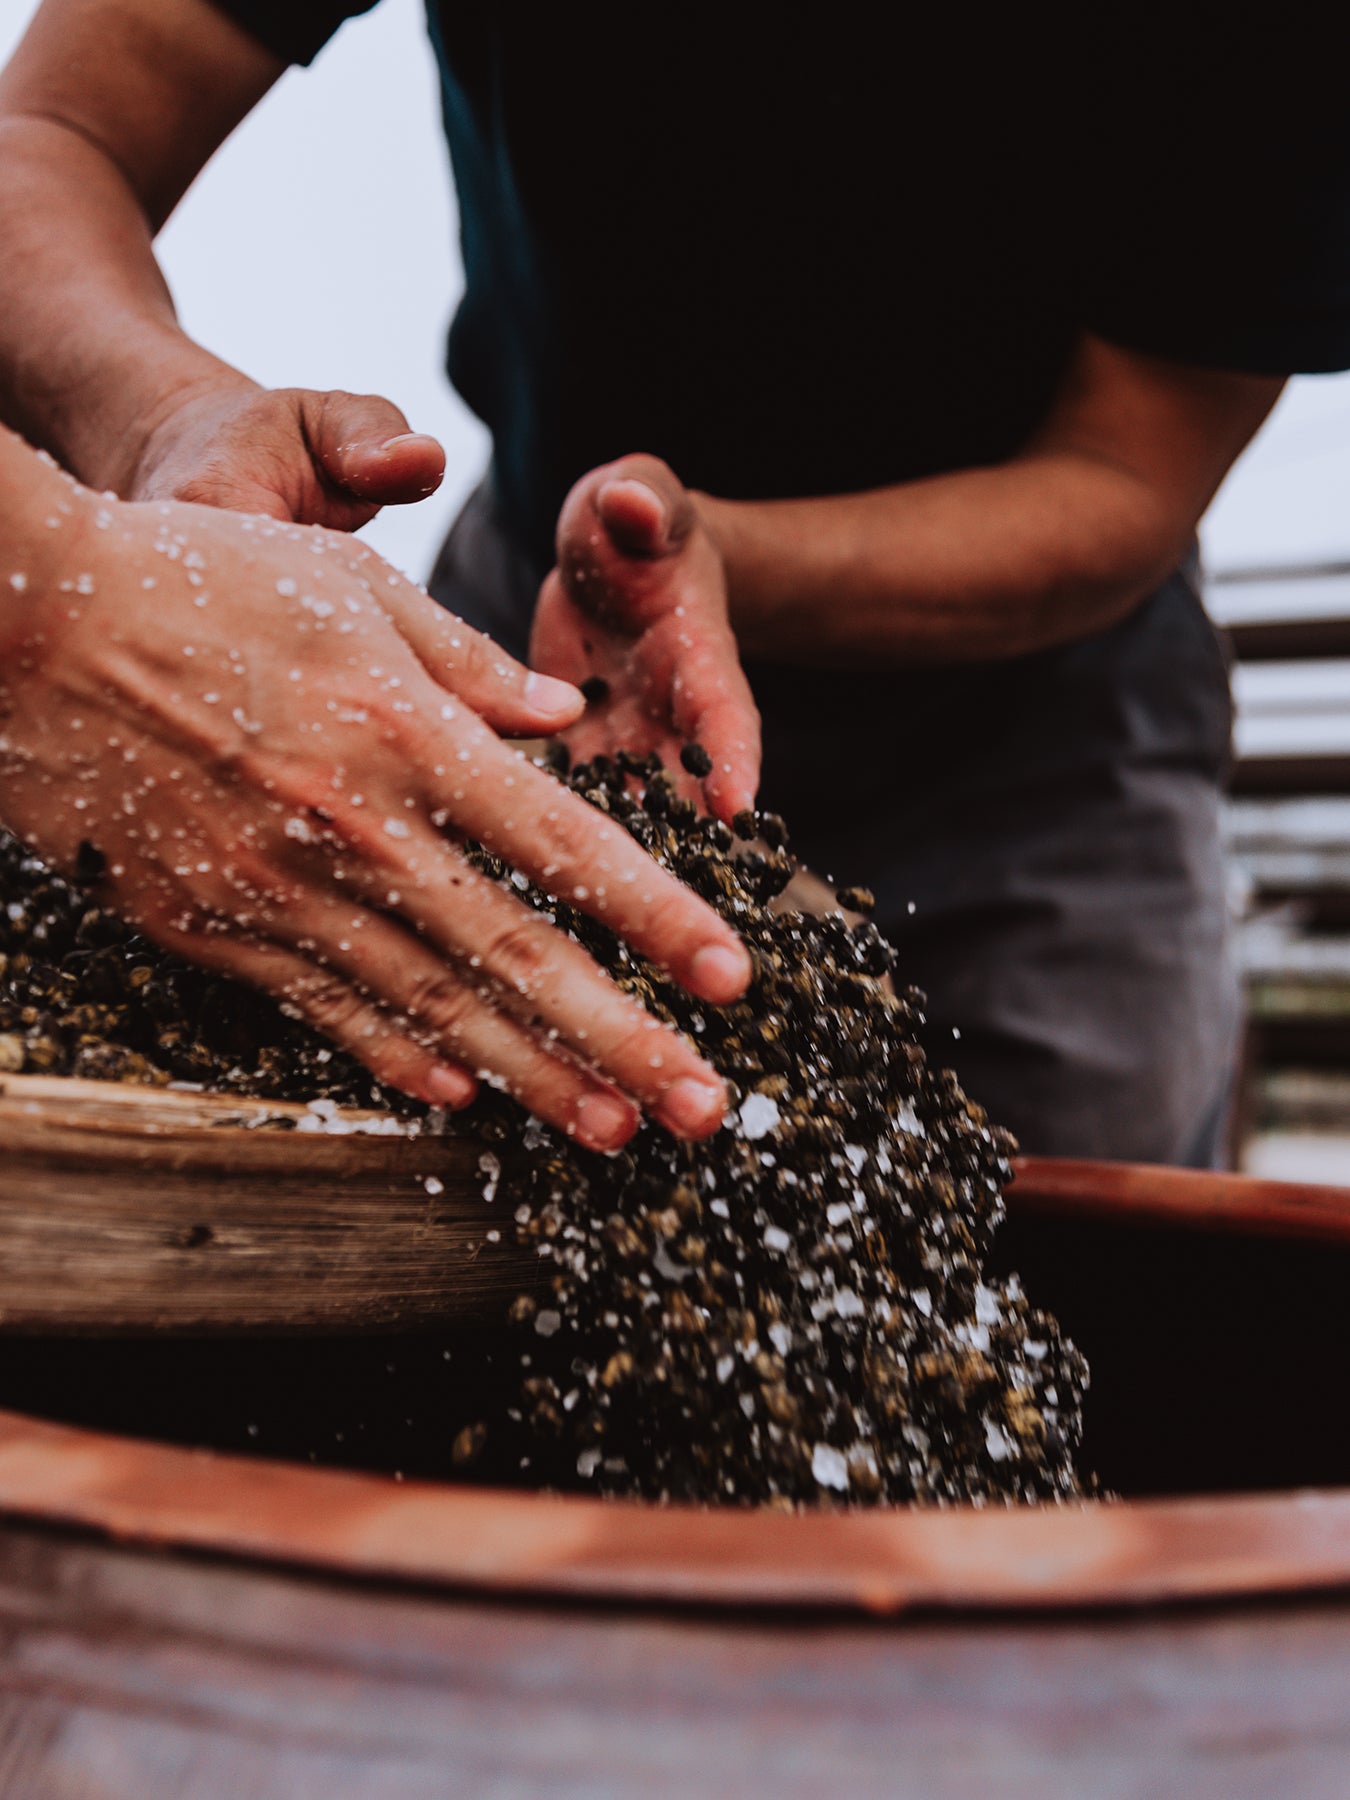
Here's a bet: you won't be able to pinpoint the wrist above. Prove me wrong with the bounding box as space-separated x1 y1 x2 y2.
688 490 781 653
101 352 260 500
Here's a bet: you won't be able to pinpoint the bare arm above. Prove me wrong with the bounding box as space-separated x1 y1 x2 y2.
695 334 1284 665
533 344 1280 788
0 0 278 486
0 0 445 518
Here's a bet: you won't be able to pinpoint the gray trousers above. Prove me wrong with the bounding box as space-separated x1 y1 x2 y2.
430 481 1238 1167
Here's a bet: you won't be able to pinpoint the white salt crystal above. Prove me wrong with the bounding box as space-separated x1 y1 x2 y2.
738 1091 780 1140
423 1176 444 1196
893 1100 923 1137
811 1443 849 1492
762 1224 791 1254
984 1421 1015 1463
534 1309 561 1338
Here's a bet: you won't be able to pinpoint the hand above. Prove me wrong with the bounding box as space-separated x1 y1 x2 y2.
0 481 753 1149
531 455 761 822
119 374 447 532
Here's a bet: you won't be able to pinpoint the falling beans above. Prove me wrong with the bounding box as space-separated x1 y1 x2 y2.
463 748 1089 1508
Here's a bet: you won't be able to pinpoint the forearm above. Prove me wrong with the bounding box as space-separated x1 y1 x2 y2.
698 336 1282 667
698 451 1186 667
0 0 281 491
0 116 251 491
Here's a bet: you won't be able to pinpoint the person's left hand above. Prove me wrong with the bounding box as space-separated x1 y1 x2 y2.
531 455 760 821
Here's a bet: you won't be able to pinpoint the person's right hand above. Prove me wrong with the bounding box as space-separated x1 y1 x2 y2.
118 373 447 533
0 477 752 1149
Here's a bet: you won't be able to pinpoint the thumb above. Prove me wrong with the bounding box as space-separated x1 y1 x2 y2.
305 391 446 506
557 454 698 626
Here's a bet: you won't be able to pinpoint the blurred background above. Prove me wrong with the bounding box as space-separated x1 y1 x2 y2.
5 0 1349 1179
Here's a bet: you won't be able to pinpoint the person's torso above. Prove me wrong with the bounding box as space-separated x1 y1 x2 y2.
428 9 1083 565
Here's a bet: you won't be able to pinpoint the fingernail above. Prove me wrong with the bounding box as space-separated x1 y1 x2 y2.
425 1064 475 1108
689 941 752 1003
659 1075 726 1138
524 671 583 718
573 1092 638 1150
377 431 437 453
598 478 667 541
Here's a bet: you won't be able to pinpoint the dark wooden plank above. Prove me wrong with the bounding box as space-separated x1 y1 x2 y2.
1230 753 1350 798
1227 616 1350 662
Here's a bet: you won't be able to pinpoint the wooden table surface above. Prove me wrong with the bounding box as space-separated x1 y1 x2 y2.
0 1520 1347 1798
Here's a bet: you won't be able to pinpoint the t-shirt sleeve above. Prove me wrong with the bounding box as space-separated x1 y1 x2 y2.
204 0 379 67
1064 32 1350 375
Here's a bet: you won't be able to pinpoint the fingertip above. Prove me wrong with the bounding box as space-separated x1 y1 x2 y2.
656 1074 728 1139
523 670 586 725
572 1090 640 1152
343 433 446 500
423 1063 478 1109
597 477 668 554
688 941 753 1005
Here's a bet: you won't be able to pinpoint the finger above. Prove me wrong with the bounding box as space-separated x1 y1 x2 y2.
243 894 649 1150
380 578 585 736
164 928 478 1111
318 831 729 1137
305 391 447 505
658 619 761 821
557 454 696 623
596 470 690 557
528 570 597 691
399 707 753 1005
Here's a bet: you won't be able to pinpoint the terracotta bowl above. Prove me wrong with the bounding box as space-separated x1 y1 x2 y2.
2 1077 1349 1615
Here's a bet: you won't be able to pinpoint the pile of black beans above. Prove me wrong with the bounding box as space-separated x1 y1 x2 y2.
0 747 1088 1507
467 747 1088 1506
0 830 392 1104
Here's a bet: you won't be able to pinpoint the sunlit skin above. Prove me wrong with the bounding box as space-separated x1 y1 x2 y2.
0 0 1295 1140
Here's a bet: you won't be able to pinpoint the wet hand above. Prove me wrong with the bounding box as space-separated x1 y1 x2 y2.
0 483 752 1148
120 376 446 532
531 455 761 822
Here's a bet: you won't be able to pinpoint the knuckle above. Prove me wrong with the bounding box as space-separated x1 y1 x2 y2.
477 913 549 995
400 969 473 1038
292 970 367 1033
173 471 229 508
600 1010 681 1088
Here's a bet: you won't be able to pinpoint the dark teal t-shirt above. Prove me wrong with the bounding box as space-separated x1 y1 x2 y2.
214 3 1350 569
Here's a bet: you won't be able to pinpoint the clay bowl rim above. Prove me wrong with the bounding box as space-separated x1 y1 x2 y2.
1 1402 1349 1617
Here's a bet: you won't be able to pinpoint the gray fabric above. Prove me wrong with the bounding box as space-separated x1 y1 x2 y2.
429 479 1238 1168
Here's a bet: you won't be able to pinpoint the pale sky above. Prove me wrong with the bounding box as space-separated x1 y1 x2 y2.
6 0 1350 584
